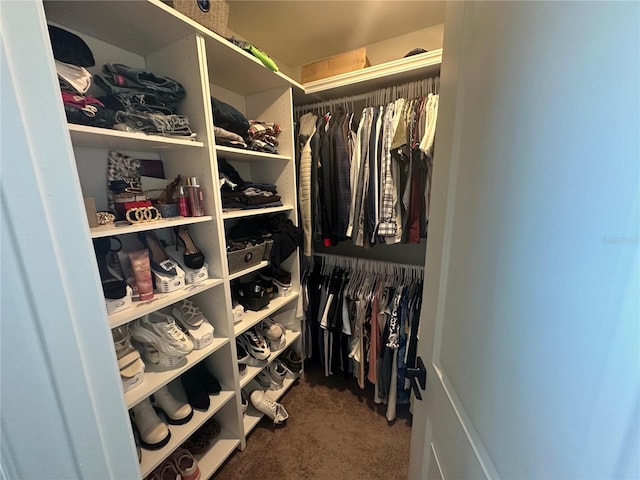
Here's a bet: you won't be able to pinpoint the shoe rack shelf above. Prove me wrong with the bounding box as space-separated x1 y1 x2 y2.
108 278 224 330
240 330 301 390
242 376 297 435
233 292 300 337
124 337 230 409
89 216 214 240
140 390 236 477
43 0 302 478
228 261 269 281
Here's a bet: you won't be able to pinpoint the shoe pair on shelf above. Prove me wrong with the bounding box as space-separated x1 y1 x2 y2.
237 329 270 365
93 236 128 300
112 325 145 392
145 447 200 480
181 417 221 455
131 381 193 450
260 317 286 351
180 362 221 411
254 359 292 391
170 299 214 350
130 311 194 370
137 227 205 276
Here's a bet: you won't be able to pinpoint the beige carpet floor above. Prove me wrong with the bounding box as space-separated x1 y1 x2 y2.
211 362 413 480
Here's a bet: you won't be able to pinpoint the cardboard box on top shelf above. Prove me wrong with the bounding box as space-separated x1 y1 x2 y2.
301 47 371 84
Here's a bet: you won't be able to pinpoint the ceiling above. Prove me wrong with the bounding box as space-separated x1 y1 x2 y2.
227 1 445 67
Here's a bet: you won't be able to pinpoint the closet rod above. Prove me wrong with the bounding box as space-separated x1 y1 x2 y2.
295 75 440 115
314 253 423 277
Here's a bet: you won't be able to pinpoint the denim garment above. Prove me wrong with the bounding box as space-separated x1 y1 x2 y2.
114 111 192 136
100 92 176 115
103 64 185 100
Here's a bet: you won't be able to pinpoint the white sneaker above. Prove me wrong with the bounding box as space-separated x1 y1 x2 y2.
152 383 193 425
261 317 285 340
130 311 194 356
172 299 205 328
130 398 171 449
250 390 289 425
137 343 187 371
180 319 214 350
111 325 145 392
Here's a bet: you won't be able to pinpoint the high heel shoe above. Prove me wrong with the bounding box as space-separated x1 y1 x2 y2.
173 226 205 270
137 231 179 277
92 237 127 299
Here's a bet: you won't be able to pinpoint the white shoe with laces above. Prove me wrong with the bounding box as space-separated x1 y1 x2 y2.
130 311 194 356
249 390 289 425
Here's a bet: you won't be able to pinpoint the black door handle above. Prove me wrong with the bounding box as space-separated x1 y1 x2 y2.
406 356 427 400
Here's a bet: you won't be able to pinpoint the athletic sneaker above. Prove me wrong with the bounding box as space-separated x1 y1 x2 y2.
282 348 303 375
254 370 272 390
236 341 249 377
171 299 205 328
137 343 187 371
240 390 248 415
249 390 289 425
266 361 287 389
238 329 270 361
130 311 194 357
170 448 201 480
259 267 292 289
273 358 296 380
261 317 285 340
112 325 145 392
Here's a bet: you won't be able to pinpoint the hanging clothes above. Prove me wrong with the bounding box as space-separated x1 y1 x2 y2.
302 254 424 420
294 76 440 254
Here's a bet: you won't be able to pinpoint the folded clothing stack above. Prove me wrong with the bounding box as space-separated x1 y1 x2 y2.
211 96 281 153
94 63 193 137
48 25 118 128
218 158 282 210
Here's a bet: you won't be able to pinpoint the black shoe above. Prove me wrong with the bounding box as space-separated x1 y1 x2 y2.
180 368 210 411
194 362 221 395
92 237 127 299
174 226 205 269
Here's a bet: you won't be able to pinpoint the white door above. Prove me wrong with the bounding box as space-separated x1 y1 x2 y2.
408 2 639 479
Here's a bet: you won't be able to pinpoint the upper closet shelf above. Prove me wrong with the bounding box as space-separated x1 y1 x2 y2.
68 124 205 151
43 0 303 97
215 146 290 163
296 49 442 103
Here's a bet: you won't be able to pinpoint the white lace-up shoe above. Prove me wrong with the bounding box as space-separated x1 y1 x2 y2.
249 390 289 425
112 325 145 392
130 311 194 356
130 398 171 450
152 384 193 425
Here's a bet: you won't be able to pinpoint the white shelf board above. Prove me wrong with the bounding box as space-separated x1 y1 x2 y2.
192 430 241 479
215 145 290 163
222 205 293 220
139 392 236 477
233 292 300 337
296 49 443 103
68 124 205 150
90 215 213 239
108 278 224 329
239 330 301 389
242 377 296 435
228 261 269 281
124 337 230 409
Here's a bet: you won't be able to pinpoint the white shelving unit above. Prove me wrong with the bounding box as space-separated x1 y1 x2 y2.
42 1 303 478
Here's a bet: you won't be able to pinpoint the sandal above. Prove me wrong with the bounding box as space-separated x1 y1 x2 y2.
173 226 205 269
138 231 179 277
